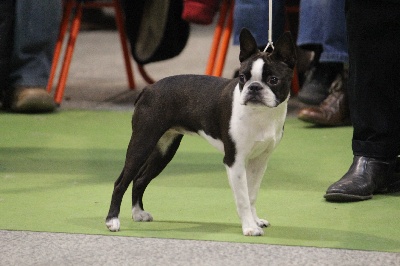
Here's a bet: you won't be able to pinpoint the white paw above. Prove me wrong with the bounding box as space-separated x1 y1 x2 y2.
256 218 270 228
243 226 264 236
132 210 153 222
106 218 120 232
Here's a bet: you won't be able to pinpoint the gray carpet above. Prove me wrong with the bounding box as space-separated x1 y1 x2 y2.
2 230 399 266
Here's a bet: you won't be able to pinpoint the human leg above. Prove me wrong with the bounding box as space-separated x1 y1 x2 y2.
347 1 400 159
10 0 61 87
232 0 285 47
0 0 14 104
297 0 347 105
5 0 62 112
325 0 400 201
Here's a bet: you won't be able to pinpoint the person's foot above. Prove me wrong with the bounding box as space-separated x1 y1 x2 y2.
5 87 55 113
298 62 343 105
324 156 399 202
297 70 350 126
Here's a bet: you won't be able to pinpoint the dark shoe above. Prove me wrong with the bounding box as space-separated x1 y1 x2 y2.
297 70 350 126
324 156 397 202
298 62 343 105
6 87 55 113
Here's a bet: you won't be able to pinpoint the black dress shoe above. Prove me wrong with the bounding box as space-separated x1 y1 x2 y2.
324 156 397 202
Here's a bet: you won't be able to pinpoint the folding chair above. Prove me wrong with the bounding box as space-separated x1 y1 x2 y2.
47 0 154 105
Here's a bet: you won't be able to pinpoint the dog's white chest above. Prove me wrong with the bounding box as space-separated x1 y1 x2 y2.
229 85 287 159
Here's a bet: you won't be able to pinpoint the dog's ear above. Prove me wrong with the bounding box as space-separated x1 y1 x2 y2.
239 28 259 62
271 32 297 69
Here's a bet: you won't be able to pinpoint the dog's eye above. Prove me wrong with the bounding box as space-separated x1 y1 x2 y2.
268 76 279 85
239 74 247 83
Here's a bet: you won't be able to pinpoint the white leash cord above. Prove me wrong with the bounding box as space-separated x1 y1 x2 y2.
263 0 274 52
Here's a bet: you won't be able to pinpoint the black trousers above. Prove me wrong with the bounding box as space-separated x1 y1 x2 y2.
0 0 14 96
346 0 400 159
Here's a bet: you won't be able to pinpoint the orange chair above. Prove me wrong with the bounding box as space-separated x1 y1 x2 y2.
206 0 300 94
205 0 234 77
47 0 154 105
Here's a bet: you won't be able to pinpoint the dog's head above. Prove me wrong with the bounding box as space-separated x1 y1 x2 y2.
237 28 296 108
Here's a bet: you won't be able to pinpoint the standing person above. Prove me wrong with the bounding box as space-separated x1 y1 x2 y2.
324 0 400 202
0 0 62 113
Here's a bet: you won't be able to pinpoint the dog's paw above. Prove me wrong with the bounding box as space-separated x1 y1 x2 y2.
106 218 120 232
132 210 153 222
255 218 270 228
242 226 264 236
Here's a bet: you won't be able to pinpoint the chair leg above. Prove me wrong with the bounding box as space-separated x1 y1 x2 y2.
291 66 300 95
47 0 74 93
205 0 231 76
49 0 159 105
54 1 83 105
211 1 233 77
113 0 135 89
138 65 155 84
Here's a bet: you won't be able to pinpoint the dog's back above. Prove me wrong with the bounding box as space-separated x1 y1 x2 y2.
134 74 238 140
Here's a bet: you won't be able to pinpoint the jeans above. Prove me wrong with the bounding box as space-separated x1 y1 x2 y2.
232 0 285 47
5 0 62 89
297 0 348 63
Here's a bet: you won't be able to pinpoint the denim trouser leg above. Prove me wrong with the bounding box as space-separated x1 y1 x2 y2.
297 0 348 63
233 0 285 47
9 0 62 88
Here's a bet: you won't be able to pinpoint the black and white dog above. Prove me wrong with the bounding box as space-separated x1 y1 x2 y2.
106 28 296 236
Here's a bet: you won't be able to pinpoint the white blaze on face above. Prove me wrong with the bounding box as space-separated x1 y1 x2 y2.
251 58 264 81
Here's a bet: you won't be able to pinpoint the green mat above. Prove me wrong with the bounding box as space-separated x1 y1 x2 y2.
1 110 399 252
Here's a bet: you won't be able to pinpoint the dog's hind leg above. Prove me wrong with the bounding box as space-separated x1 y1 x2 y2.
105 169 126 231
132 131 183 222
105 130 165 231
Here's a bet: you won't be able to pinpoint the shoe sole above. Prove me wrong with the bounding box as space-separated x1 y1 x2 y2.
324 193 372 202
298 116 352 127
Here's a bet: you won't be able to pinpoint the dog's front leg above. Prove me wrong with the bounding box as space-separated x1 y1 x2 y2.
226 161 264 236
246 153 270 228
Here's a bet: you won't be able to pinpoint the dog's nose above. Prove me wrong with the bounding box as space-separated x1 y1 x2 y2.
248 84 263 92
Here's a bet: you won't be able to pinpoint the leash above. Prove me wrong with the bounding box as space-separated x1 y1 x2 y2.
263 0 274 52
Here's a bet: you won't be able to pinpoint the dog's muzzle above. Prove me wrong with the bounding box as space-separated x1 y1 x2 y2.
241 82 266 106
248 83 263 93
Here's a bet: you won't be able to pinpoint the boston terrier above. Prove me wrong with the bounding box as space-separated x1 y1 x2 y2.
105 28 296 236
